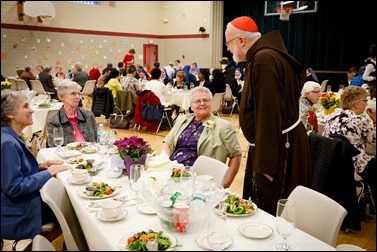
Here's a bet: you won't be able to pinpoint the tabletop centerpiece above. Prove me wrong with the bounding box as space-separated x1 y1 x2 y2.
16 66 25 77
1 79 12 90
320 92 340 115
113 136 153 178
219 57 229 69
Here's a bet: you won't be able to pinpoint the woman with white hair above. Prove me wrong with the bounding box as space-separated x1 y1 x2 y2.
299 81 322 134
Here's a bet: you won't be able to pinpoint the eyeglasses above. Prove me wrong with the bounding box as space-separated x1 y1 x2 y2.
68 92 80 96
311 90 321 94
191 98 211 104
225 37 239 46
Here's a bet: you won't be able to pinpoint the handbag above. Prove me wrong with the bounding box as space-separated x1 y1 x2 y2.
109 106 129 129
141 94 164 121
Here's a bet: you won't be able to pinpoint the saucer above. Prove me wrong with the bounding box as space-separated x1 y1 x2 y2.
96 208 128 222
67 176 91 185
195 232 233 250
136 203 156 215
238 222 273 239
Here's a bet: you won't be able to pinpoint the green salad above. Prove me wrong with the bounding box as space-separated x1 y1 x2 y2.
223 194 255 215
126 229 173 251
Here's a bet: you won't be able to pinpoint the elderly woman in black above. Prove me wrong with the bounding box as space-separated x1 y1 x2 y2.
47 80 97 147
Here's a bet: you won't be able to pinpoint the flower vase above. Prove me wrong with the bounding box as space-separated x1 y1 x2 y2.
123 154 148 178
323 106 335 115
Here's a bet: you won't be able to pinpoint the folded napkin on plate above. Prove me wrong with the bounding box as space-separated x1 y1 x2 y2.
147 151 174 170
84 196 136 212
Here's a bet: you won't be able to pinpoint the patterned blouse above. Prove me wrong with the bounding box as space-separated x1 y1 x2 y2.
121 74 140 92
170 119 205 166
299 97 319 134
322 109 376 173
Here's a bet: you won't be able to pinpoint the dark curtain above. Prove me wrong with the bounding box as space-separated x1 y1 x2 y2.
223 1 376 71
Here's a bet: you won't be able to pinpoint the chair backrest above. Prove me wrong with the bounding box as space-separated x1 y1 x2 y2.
320 79 328 92
15 79 29 91
32 234 56 251
224 84 233 102
9 79 18 91
30 80 46 95
191 155 228 185
81 80 96 95
40 177 89 251
287 185 347 247
211 92 225 116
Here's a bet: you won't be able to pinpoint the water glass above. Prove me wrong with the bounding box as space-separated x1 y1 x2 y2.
53 127 64 151
129 164 144 202
207 202 228 251
276 199 296 251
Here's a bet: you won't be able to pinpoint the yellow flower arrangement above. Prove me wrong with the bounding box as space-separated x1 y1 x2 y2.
16 66 25 76
1 79 12 90
320 92 340 109
219 57 229 64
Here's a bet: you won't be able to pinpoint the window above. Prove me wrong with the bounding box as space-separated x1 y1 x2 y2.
264 1 318 16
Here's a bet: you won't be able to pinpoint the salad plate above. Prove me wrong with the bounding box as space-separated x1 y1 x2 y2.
96 208 128 222
195 232 233 250
226 202 258 217
238 222 273 239
66 142 89 150
78 184 120 200
57 150 82 159
119 229 177 251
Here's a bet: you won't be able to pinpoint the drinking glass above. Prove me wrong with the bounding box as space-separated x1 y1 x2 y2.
97 131 109 161
276 199 296 251
129 164 144 202
326 85 332 93
52 127 64 151
207 202 228 251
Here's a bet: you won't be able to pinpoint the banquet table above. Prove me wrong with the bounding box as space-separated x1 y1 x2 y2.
37 148 335 251
22 98 63 137
168 90 191 111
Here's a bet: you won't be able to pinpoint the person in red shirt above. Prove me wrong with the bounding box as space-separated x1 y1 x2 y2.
89 63 101 84
122 48 136 70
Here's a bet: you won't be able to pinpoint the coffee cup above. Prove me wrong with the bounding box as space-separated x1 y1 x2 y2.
71 169 89 183
101 200 123 219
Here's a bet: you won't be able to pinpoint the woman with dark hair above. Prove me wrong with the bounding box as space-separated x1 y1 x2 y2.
1 90 68 241
208 68 226 95
104 68 121 100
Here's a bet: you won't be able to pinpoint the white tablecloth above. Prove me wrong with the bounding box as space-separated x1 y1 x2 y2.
22 100 63 137
168 91 191 111
37 148 335 251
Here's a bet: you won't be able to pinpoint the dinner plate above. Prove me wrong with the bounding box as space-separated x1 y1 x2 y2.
96 208 128 222
57 150 82 159
80 145 97 154
226 202 258 217
195 232 233 250
238 222 273 239
77 186 120 200
66 142 87 150
118 230 177 251
136 203 156 215
67 156 85 164
67 176 92 185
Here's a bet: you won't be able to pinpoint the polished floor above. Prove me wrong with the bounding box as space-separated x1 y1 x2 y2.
2 113 375 251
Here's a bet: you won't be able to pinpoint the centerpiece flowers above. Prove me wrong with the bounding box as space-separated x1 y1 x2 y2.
113 136 153 178
1 79 12 90
320 92 340 115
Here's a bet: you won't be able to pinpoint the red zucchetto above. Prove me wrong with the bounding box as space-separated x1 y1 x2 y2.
231 16 259 32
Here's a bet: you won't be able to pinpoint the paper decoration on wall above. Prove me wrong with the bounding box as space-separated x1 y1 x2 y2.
37 38 41 43
76 46 80 51
103 55 107 60
109 48 113 52
2 53 7 59
68 59 72 64
114 55 118 60
88 46 92 50
56 60 61 65
112 42 116 47
84 64 88 69
3 34 7 38
95 50 99 55
99 45 103 48
118 49 121 53
104 39 107 43
21 37 26 42
32 47 37 52
81 55 85 60
44 55 48 59
90 39 94 43
80 40 83 44
58 51 62 55
13 43 18 49
61 42 65 47
46 38 51 43
45 45 51 50
25 55 28 59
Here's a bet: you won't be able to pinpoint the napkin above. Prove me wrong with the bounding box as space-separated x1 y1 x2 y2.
147 151 174 170
84 196 136 212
